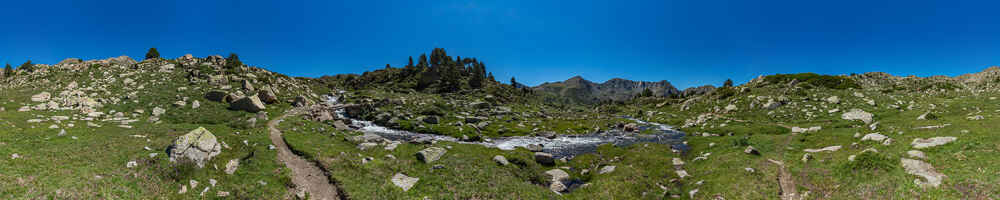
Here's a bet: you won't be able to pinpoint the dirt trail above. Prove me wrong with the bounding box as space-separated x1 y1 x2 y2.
268 108 341 200
772 123 800 200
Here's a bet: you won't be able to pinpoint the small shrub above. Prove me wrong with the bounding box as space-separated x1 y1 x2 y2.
839 151 896 174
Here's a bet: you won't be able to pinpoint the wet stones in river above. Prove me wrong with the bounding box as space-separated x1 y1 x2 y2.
535 152 555 166
416 147 447 163
525 144 544 152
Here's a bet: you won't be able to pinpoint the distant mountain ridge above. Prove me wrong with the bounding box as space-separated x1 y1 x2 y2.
532 76 682 103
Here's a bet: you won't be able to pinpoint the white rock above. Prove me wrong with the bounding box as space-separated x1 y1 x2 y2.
126 161 138 168
901 158 946 188
861 133 888 142
911 137 957 149
599 165 616 174
676 170 691 179
841 109 874 124
391 173 419 192
907 150 926 159
225 159 240 174
803 145 841 153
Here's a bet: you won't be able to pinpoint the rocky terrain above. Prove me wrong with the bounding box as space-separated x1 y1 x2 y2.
1 49 998 199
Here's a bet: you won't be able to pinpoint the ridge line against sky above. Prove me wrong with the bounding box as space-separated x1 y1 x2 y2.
2 0 1000 89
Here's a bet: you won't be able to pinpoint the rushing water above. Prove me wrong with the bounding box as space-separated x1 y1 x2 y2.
325 95 688 158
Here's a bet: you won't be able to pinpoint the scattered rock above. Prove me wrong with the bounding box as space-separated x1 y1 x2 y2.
205 91 229 102
911 137 957 149
493 155 509 166
357 142 378 150
421 116 439 124
841 109 874 124
534 152 555 166
31 92 51 102
801 153 813 162
744 146 760 155
623 123 639 132
803 145 841 153
391 173 419 192
224 159 239 174
825 96 840 104
191 100 200 109
168 127 222 167
861 133 888 142
544 169 570 193
258 87 278 104
292 96 311 107
672 157 685 166
901 158 946 188
676 170 691 179
229 95 266 113
907 150 926 159
599 165 616 174
416 147 446 163
126 161 138 168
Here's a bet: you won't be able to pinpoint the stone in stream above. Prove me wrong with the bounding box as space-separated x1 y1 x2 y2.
493 155 509 166
416 147 447 163
525 144 544 152
901 158 946 188
391 173 419 192
534 152 555 166
167 127 222 168
911 137 957 149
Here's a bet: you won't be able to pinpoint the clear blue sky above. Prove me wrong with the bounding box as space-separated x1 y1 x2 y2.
2 0 999 89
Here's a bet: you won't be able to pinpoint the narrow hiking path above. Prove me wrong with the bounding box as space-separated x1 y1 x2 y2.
268 108 341 200
773 123 800 200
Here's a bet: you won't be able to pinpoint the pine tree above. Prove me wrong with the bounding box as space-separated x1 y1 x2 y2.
724 79 734 87
3 63 11 77
145 48 160 60
417 54 428 69
19 60 34 72
487 72 495 82
407 56 414 67
511 77 517 87
225 53 242 70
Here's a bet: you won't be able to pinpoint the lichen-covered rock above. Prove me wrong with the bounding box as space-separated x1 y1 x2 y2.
416 147 446 163
31 92 51 102
168 127 222 167
293 96 312 107
258 86 278 104
391 173 419 192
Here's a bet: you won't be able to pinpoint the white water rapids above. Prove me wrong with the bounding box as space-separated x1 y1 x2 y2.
325 95 687 157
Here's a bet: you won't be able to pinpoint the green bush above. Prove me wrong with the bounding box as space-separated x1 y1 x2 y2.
839 151 896 174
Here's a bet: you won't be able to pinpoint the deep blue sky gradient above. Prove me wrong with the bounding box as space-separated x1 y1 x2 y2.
2 0 999 89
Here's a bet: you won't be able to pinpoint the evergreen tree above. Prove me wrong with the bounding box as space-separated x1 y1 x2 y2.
417 54 428 69
407 56 414 67
225 53 242 70
3 63 11 77
145 48 160 60
385 64 391 69
19 60 34 72
487 72 495 82
724 79 734 87
510 77 517 87
639 88 654 97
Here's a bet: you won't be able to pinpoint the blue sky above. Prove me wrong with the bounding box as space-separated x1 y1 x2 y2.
2 0 999 89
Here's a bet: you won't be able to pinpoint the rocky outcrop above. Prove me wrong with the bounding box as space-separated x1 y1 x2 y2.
168 127 222 167
841 109 874 124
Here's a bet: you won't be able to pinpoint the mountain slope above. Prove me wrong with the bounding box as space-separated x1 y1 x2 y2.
532 76 681 103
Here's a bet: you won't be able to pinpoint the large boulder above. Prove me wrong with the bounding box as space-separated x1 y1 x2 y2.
901 158 945 188
416 147 447 163
205 91 227 102
258 86 278 104
229 95 267 113
534 152 555 166
544 169 570 193
241 80 255 92
293 96 312 107
168 127 222 167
